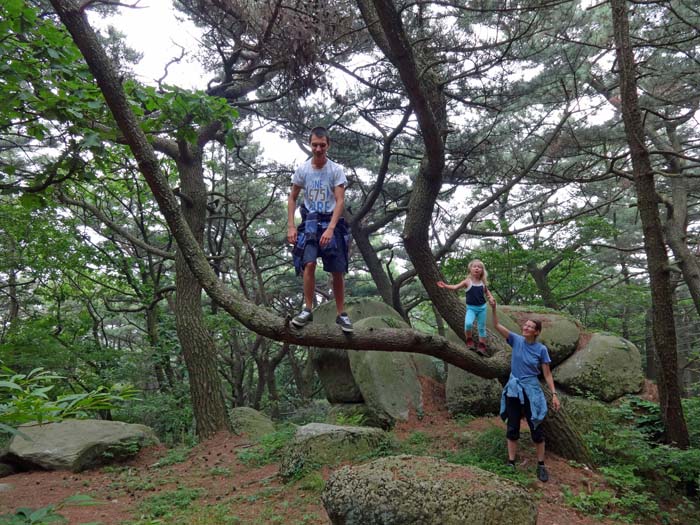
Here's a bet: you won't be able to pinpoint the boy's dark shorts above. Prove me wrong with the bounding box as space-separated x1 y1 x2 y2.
301 237 347 274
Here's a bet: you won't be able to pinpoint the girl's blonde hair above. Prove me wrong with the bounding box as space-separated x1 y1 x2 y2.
468 259 488 285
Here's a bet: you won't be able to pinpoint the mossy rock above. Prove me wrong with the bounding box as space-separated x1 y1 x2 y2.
322 455 537 524
229 407 275 440
279 423 394 479
553 332 644 401
309 299 408 403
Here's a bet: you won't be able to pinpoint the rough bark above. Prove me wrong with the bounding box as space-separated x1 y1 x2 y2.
610 0 689 447
174 159 231 437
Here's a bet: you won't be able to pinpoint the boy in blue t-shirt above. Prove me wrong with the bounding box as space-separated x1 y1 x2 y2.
287 126 352 333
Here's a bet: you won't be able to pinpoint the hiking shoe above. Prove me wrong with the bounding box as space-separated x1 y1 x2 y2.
336 312 354 333
476 341 488 356
291 308 313 328
465 337 475 349
506 462 516 472
537 463 549 482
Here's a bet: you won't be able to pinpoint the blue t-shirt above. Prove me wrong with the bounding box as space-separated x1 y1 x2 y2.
507 332 551 379
292 158 347 214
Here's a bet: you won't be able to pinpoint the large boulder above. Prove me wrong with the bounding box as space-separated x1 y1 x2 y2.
229 407 275 440
278 422 393 479
446 365 502 416
310 299 406 403
310 299 439 415
553 332 644 401
500 306 581 365
348 316 434 427
4 419 158 472
322 455 537 525
444 328 502 417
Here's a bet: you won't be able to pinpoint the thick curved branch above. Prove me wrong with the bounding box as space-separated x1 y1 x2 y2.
48 0 508 381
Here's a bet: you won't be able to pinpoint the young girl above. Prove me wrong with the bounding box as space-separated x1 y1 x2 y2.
437 259 494 355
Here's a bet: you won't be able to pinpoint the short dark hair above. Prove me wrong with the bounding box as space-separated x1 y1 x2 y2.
309 126 330 143
529 319 542 333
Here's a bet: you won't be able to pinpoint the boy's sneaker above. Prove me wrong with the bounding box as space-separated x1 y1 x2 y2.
537 463 549 482
506 461 516 472
476 341 488 356
292 308 313 328
336 312 353 333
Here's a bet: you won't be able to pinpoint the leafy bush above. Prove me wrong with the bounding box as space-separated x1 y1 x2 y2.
114 386 195 447
578 397 700 523
0 366 138 436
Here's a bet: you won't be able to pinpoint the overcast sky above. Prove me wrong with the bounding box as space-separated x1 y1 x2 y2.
93 2 304 164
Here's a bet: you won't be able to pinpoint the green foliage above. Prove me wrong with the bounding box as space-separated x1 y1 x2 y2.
399 431 433 455
576 397 700 523
333 412 366 426
0 495 99 525
236 425 296 466
115 388 195 447
682 397 700 449
0 366 139 433
126 82 239 147
136 488 203 520
151 445 193 468
562 486 618 519
445 426 529 483
295 471 325 493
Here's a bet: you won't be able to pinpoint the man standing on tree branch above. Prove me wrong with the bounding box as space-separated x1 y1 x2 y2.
287 126 353 333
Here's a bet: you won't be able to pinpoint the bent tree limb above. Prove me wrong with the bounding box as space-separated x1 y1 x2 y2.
51 0 591 463
48 0 503 375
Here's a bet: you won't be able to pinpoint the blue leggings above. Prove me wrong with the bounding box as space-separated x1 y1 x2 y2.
465 303 488 338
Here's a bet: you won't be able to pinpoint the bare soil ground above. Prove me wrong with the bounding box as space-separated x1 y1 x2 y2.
0 382 633 524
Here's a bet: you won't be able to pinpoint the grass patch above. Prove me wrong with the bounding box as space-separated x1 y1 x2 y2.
237 425 296 466
135 487 204 521
151 445 193 468
399 431 433 455
444 426 531 484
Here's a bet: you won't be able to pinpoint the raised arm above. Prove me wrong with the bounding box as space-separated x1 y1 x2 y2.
490 299 510 340
437 278 470 291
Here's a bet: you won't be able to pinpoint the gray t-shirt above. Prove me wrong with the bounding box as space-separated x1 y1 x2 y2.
292 158 347 214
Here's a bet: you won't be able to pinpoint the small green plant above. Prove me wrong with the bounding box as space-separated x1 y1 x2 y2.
400 431 433 455
208 466 232 477
0 495 100 525
151 445 193 468
295 471 325 493
136 487 203 520
237 425 295 466
334 412 365 426
562 485 617 518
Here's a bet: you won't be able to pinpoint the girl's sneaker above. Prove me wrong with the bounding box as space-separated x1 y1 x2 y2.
465 337 475 349
476 342 488 356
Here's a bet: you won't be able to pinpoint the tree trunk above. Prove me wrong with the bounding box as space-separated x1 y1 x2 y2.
610 0 688 447
644 308 657 380
174 159 231 438
352 225 407 319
